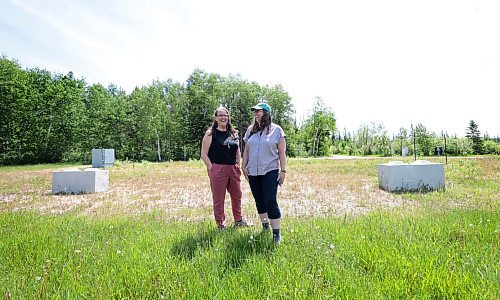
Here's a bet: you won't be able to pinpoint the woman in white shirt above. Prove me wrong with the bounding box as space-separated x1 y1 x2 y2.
242 102 287 244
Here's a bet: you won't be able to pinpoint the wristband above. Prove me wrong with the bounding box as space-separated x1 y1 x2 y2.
280 170 286 173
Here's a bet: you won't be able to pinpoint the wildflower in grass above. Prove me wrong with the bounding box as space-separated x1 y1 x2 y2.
75 250 81 253
329 243 335 250
117 250 122 254
36 276 42 281
469 223 473 227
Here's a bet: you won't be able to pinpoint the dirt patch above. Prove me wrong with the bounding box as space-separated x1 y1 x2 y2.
0 163 412 222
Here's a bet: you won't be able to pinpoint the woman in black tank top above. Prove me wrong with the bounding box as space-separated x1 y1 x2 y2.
207 128 239 165
201 107 251 229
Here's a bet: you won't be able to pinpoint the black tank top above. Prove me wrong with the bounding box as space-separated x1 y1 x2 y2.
208 129 239 165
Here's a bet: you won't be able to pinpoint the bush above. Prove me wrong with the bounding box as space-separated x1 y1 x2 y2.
483 140 500 155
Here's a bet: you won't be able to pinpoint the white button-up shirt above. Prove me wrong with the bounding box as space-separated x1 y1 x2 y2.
244 123 285 176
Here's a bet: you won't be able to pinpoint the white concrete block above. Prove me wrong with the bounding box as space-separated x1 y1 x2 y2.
92 149 115 168
378 160 445 192
52 168 109 194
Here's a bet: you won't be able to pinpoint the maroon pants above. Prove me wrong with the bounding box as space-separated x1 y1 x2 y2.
209 163 243 228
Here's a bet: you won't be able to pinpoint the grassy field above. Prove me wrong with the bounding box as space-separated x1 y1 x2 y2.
0 156 498 298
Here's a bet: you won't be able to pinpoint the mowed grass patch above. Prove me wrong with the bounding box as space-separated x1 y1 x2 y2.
0 209 498 299
1 156 499 219
1 158 407 218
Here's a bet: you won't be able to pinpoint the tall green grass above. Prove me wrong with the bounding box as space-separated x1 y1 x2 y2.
1 209 498 299
1 156 498 298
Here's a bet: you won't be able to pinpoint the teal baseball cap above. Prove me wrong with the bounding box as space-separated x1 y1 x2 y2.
250 102 272 113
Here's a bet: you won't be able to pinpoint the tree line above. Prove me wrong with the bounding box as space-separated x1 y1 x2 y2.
1 56 498 165
1 56 300 164
331 120 499 157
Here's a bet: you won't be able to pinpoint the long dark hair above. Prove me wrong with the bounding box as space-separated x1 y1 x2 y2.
209 106 237 137
250 110 272 135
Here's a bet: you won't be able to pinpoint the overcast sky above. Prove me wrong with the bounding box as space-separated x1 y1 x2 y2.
1 0 499 137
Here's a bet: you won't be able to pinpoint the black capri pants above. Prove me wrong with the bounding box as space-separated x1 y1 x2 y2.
248 169 281 219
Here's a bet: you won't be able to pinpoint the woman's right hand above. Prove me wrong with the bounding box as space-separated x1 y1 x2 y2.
207 164 212 176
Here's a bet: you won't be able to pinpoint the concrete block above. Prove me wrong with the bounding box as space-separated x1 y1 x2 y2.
52 168 109 194
92 149 115 168
378 160 445 192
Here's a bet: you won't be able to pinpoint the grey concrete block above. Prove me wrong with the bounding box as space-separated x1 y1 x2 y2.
378 160 445 192
52 168 109 194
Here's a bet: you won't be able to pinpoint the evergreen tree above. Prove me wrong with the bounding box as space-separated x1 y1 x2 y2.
466 120 483 154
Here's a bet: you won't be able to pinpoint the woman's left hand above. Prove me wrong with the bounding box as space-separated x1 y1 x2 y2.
277 171 286 186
